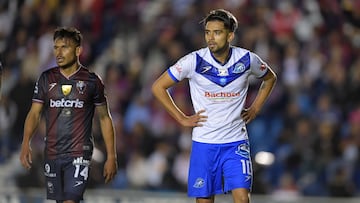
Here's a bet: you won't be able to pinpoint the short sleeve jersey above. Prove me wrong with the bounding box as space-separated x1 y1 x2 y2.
168 47 268 144
33 66 106 159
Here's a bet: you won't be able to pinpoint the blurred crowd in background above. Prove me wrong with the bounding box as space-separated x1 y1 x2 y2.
0 0 360 199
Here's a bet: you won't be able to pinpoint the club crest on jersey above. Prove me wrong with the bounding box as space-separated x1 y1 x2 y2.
76 81 86 94
233 62 246 74
61 85 72 96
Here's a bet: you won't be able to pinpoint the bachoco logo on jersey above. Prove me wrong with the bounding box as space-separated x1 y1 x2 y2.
50 98 84 108
204 91 240 97
204 91 240 103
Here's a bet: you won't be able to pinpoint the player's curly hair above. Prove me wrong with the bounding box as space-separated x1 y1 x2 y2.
201 9 238 32
53 27 82 47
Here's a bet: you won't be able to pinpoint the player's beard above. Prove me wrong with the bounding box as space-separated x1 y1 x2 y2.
58 57 77 70
209 42 229 56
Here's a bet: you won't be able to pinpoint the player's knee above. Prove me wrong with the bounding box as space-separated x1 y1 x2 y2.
232 188 250 203
196 196 214 203
234 195 249 203
238 196 249 203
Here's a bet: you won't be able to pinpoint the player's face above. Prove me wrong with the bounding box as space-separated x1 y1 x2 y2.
53 38 80 69
205 20 233 55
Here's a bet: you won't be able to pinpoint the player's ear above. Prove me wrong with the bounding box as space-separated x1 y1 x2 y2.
76 46 82 57
227 31 235 43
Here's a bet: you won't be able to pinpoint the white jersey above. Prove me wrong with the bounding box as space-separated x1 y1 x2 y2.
168 46 268 144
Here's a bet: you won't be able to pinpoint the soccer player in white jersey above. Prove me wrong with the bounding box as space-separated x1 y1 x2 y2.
152 9 277 203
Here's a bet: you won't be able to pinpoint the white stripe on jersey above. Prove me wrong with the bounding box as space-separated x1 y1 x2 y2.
168 46 268 144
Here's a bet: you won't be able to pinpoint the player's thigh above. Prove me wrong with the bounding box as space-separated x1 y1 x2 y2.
44 159 62 200
188 141 222 197
222 141 252 192
63 156 91 200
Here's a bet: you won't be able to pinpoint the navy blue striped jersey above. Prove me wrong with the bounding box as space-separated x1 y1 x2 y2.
33 66 106 159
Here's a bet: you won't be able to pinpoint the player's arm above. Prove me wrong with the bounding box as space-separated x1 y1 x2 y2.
96 104 117 183
20 102 43 169
241 66 277 124
151 72 207 127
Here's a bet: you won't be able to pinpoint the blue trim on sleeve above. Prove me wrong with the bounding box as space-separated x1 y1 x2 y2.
167 69 179 82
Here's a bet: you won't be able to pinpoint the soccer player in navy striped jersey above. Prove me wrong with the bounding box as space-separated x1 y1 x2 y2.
19 27 117 203
152 9 277 203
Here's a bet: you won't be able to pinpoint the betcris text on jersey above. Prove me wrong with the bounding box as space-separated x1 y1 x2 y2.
50 98 84 108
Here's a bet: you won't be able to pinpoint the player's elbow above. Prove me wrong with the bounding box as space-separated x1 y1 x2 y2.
272 73 277 84
151 80 163 98
271 72 277 83
266 69 277 84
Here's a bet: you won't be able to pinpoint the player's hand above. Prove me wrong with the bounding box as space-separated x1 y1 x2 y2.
241 107 258 124
103 158 118 183
19 144 33 170
181 109 208 127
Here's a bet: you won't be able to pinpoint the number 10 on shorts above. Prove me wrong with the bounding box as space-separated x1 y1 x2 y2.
240 159 252 175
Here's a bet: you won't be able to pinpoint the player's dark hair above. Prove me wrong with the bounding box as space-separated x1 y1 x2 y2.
201 9 238 32
53 27 82 46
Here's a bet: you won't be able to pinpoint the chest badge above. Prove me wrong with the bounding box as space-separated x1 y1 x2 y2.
233 62 246 74
61 85 72 96
76 81 86 94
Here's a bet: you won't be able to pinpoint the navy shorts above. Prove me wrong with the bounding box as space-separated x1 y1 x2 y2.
44 156 91 201
188 140 253 197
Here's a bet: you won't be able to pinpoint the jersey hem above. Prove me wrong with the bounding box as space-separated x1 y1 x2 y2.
192 137 248 144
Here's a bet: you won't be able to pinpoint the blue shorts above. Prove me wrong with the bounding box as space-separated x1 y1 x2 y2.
44 156 91 201
188 140 253 197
